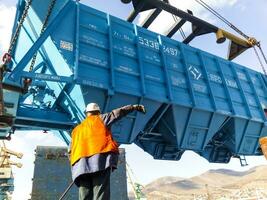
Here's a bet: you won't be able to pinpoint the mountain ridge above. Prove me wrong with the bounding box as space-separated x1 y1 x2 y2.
141 165 267 200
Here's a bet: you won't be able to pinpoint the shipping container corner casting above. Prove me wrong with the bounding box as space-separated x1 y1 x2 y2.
0 0 267 164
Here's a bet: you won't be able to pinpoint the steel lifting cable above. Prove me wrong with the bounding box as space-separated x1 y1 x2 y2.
179 28 186 40
0 0 33 106
7 0 33 57
194 0 267 75
0 0 56 112
171 11 186 39
0 0 32 115
253 46 267 75
29 0 56 72
194 0 250 40
23 0 56 90
257 42 267 67
1 0 33 72
2 0 55 69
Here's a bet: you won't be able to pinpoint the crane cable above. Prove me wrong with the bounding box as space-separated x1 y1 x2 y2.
3 0 56 68
253 46 267 76
258 43 267 69
7 0 33 58
194 0 250 40
194 0 267 75
0 0 33 115
171 14 186 39
29 0 56 72
1 0 33 72
23 0 57 89
170 5 186 39
256 44 267 76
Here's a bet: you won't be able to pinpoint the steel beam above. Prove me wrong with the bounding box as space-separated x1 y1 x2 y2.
183 27 214 44
21 25 51 75
26 15 73 73
143 0 218 33
165 10 192 38
127 1 146 22
145 104 170 133
165 19 186 38
9 0 26 57
52 83 75 109
141 8 162 28
21 72 73 83
142 0 252 49
8 1 73 81
58 130 71 145
15 105 75 131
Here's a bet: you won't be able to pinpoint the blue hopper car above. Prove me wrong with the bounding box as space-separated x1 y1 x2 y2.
1 0 267 163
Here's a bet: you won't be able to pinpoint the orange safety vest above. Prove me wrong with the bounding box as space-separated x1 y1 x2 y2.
70 115 119 165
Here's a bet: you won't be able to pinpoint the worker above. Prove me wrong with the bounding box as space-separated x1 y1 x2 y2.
70 103 146 200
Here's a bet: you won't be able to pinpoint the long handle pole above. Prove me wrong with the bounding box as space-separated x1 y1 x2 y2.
59 181 75 200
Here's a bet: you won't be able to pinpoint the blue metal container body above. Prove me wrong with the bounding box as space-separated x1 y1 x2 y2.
6 0 267 163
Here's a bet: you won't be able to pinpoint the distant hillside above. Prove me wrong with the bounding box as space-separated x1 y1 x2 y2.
142 165 267 200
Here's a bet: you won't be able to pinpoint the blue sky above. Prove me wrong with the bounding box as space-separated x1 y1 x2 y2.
1 0 267 199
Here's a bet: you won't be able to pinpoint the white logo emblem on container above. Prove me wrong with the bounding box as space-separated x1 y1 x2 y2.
188 65 202 80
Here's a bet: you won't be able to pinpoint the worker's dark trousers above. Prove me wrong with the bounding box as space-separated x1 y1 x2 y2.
78 168 111 200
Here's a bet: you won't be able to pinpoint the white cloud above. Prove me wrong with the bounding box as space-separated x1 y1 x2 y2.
0 4 16 54
138 0 239 35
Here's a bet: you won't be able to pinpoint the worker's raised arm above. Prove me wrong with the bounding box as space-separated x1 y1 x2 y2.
101 104 145 128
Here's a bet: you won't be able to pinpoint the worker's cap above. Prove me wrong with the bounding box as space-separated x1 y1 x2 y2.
85 103 100 113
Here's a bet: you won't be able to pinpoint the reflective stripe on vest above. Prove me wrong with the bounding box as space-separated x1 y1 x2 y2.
70 115 119 165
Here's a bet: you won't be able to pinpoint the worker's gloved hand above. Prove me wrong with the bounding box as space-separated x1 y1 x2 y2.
133 104 146 114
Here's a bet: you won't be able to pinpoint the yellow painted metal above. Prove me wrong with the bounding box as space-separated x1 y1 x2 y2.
218 29 253 47
216 29 226 44
216 29 258 60
259 137 267 160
